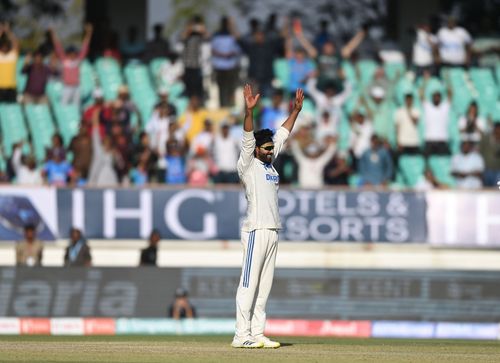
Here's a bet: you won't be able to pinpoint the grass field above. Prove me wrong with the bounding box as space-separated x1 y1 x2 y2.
1 335 499 363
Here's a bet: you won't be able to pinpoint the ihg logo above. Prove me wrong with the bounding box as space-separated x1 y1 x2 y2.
0 269 138 317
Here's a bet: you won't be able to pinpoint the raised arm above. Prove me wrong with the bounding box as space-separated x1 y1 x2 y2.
341 29 366 59
79 23 93 60
280 88 304 133
294 22 318 58
49 27 65 59
3 23 19 53
243 84 260 132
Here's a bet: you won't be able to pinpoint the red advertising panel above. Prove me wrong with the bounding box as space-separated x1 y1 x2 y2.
84 318 116 335
20 318 51 335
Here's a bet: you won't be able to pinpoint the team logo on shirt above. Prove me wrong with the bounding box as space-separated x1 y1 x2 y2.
266 174 279 183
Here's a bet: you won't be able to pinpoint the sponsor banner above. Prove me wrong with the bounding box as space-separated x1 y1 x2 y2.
427 191 500 247
20 318 51 335
0 187 57 241
83 318 116 335
372 321 435 339
57 188 426 242
0 318 20 334
50 318 84 335
265 320 371 337
115 318 235 335
435 322 499 340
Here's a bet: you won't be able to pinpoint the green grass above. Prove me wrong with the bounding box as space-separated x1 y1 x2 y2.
0 335 499 363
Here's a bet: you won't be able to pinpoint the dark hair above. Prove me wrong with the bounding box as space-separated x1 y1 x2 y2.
254 129 274 147
24 224 36 232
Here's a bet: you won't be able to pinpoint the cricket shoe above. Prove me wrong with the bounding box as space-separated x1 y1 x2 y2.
231 338 264 349
254 336 281 348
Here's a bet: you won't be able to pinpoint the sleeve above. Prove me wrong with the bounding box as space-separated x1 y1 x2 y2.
237 131 256 176
475 154 485 172
318 143 337 166
461 29 472 44
306 77 324 105
11 146 22 174
272 126 290 158
333 82 352 106
290 141 305 164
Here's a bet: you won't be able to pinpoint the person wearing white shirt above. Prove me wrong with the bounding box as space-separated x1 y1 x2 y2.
146 104 172 158
412 24 438 76
437 17 472 66
349 109 374 161
190 119 214 155
458 101 487 143
422 90 452 157
451 141 484 189
11 144 43 185
394 93 421 154
213 122 240 183
232 85 304 349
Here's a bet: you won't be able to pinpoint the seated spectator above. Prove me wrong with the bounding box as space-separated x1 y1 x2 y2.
323 150 352 186
140 229 161 266
46 133 66 161
394 93 421 155
153 88 177 117
190 119 214 155
349 108 374 164
0 22 19 103
165 138 187 184
421 85 452 157
458 101 487 143
259 88 288 131
213 122 240 184
168 288 197 319
121 25 145 61
144 23 171 61
358 135 393 187
21 50 58 103
11 143 43 185
414 168 448 190
64 227 91 267
451 140 484 189
291 136 336 189
479 123 500 187
49 23 92 105
437 16 472 67
16 224 43 267
42 148 72 186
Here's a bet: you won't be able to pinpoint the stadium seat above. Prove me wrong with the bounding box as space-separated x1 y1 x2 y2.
95 57 124 101
357 60 378 87
384 62 406 82
80 59 97 106
52 103 80 146
0 103 29 157
428 156 456 187
124 63 158 125
16 55 27 94
273 58 290 90
24 104 56 162
149 57 168 88
398 155 425 187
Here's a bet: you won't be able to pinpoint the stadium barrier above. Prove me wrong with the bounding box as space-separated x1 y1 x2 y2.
0 318 499 340
1 187 499 246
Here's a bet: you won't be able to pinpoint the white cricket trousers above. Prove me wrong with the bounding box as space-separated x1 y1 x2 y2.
235 229 278 340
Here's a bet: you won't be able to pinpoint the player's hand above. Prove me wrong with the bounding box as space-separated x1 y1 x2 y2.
293 88 304 111
497 181 500 190
243 84 260 110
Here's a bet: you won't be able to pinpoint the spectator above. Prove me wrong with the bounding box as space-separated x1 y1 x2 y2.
313 19 332 51
130 153 150 186
291 136 336 189
187 146 218 186
144 23 170 61
121 25 145 61
437 16 472 67
178 95 209 143
284 19 316 96
82 88 107 135
307 76 352 142
16 224 43 267
190 119 214 155
153 88 177 117
451 140 484 189
49 23 93 105
362 84 395 144
259 88 288 131
421 85 452 157
157 55 184 98
68 126 92 179
213 122 240 183
414 168 447 190
323 150 352 186
102 31 122 62
394 93 421 155
349 109 374 164
115 85 140 134
168 288 197 319
10 143 43 185
165 138 187 184
211 16 241 107
45 133 66 161
358 135 393 187
64 227 91 267
42 148 72 186
0 22 19 103
412 23 438 76
87 114 119 186
140 229 161 266
479 123 500 187
181 15 207 99
458 101 487 143
239 27 282 97
21 50 57 103
146 103 173 162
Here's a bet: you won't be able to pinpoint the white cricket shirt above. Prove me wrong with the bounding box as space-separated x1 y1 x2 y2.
237 127 289 232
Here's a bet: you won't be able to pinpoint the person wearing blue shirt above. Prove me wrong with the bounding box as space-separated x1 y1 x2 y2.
43 150 72 186
359 135 393 186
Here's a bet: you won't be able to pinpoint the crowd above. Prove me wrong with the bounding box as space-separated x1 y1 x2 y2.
0 14 499 190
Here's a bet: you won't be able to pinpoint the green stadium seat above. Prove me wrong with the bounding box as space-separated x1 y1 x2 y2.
149 57 168 88
16 55 27 94
24 104 56 162
357 60 378 86
398 155 425 187
384 62 406 81
52 103 80 146
124 63 158 127
0 103 29 157
428 156 456 187
273 58 290 90
95 57 124 101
